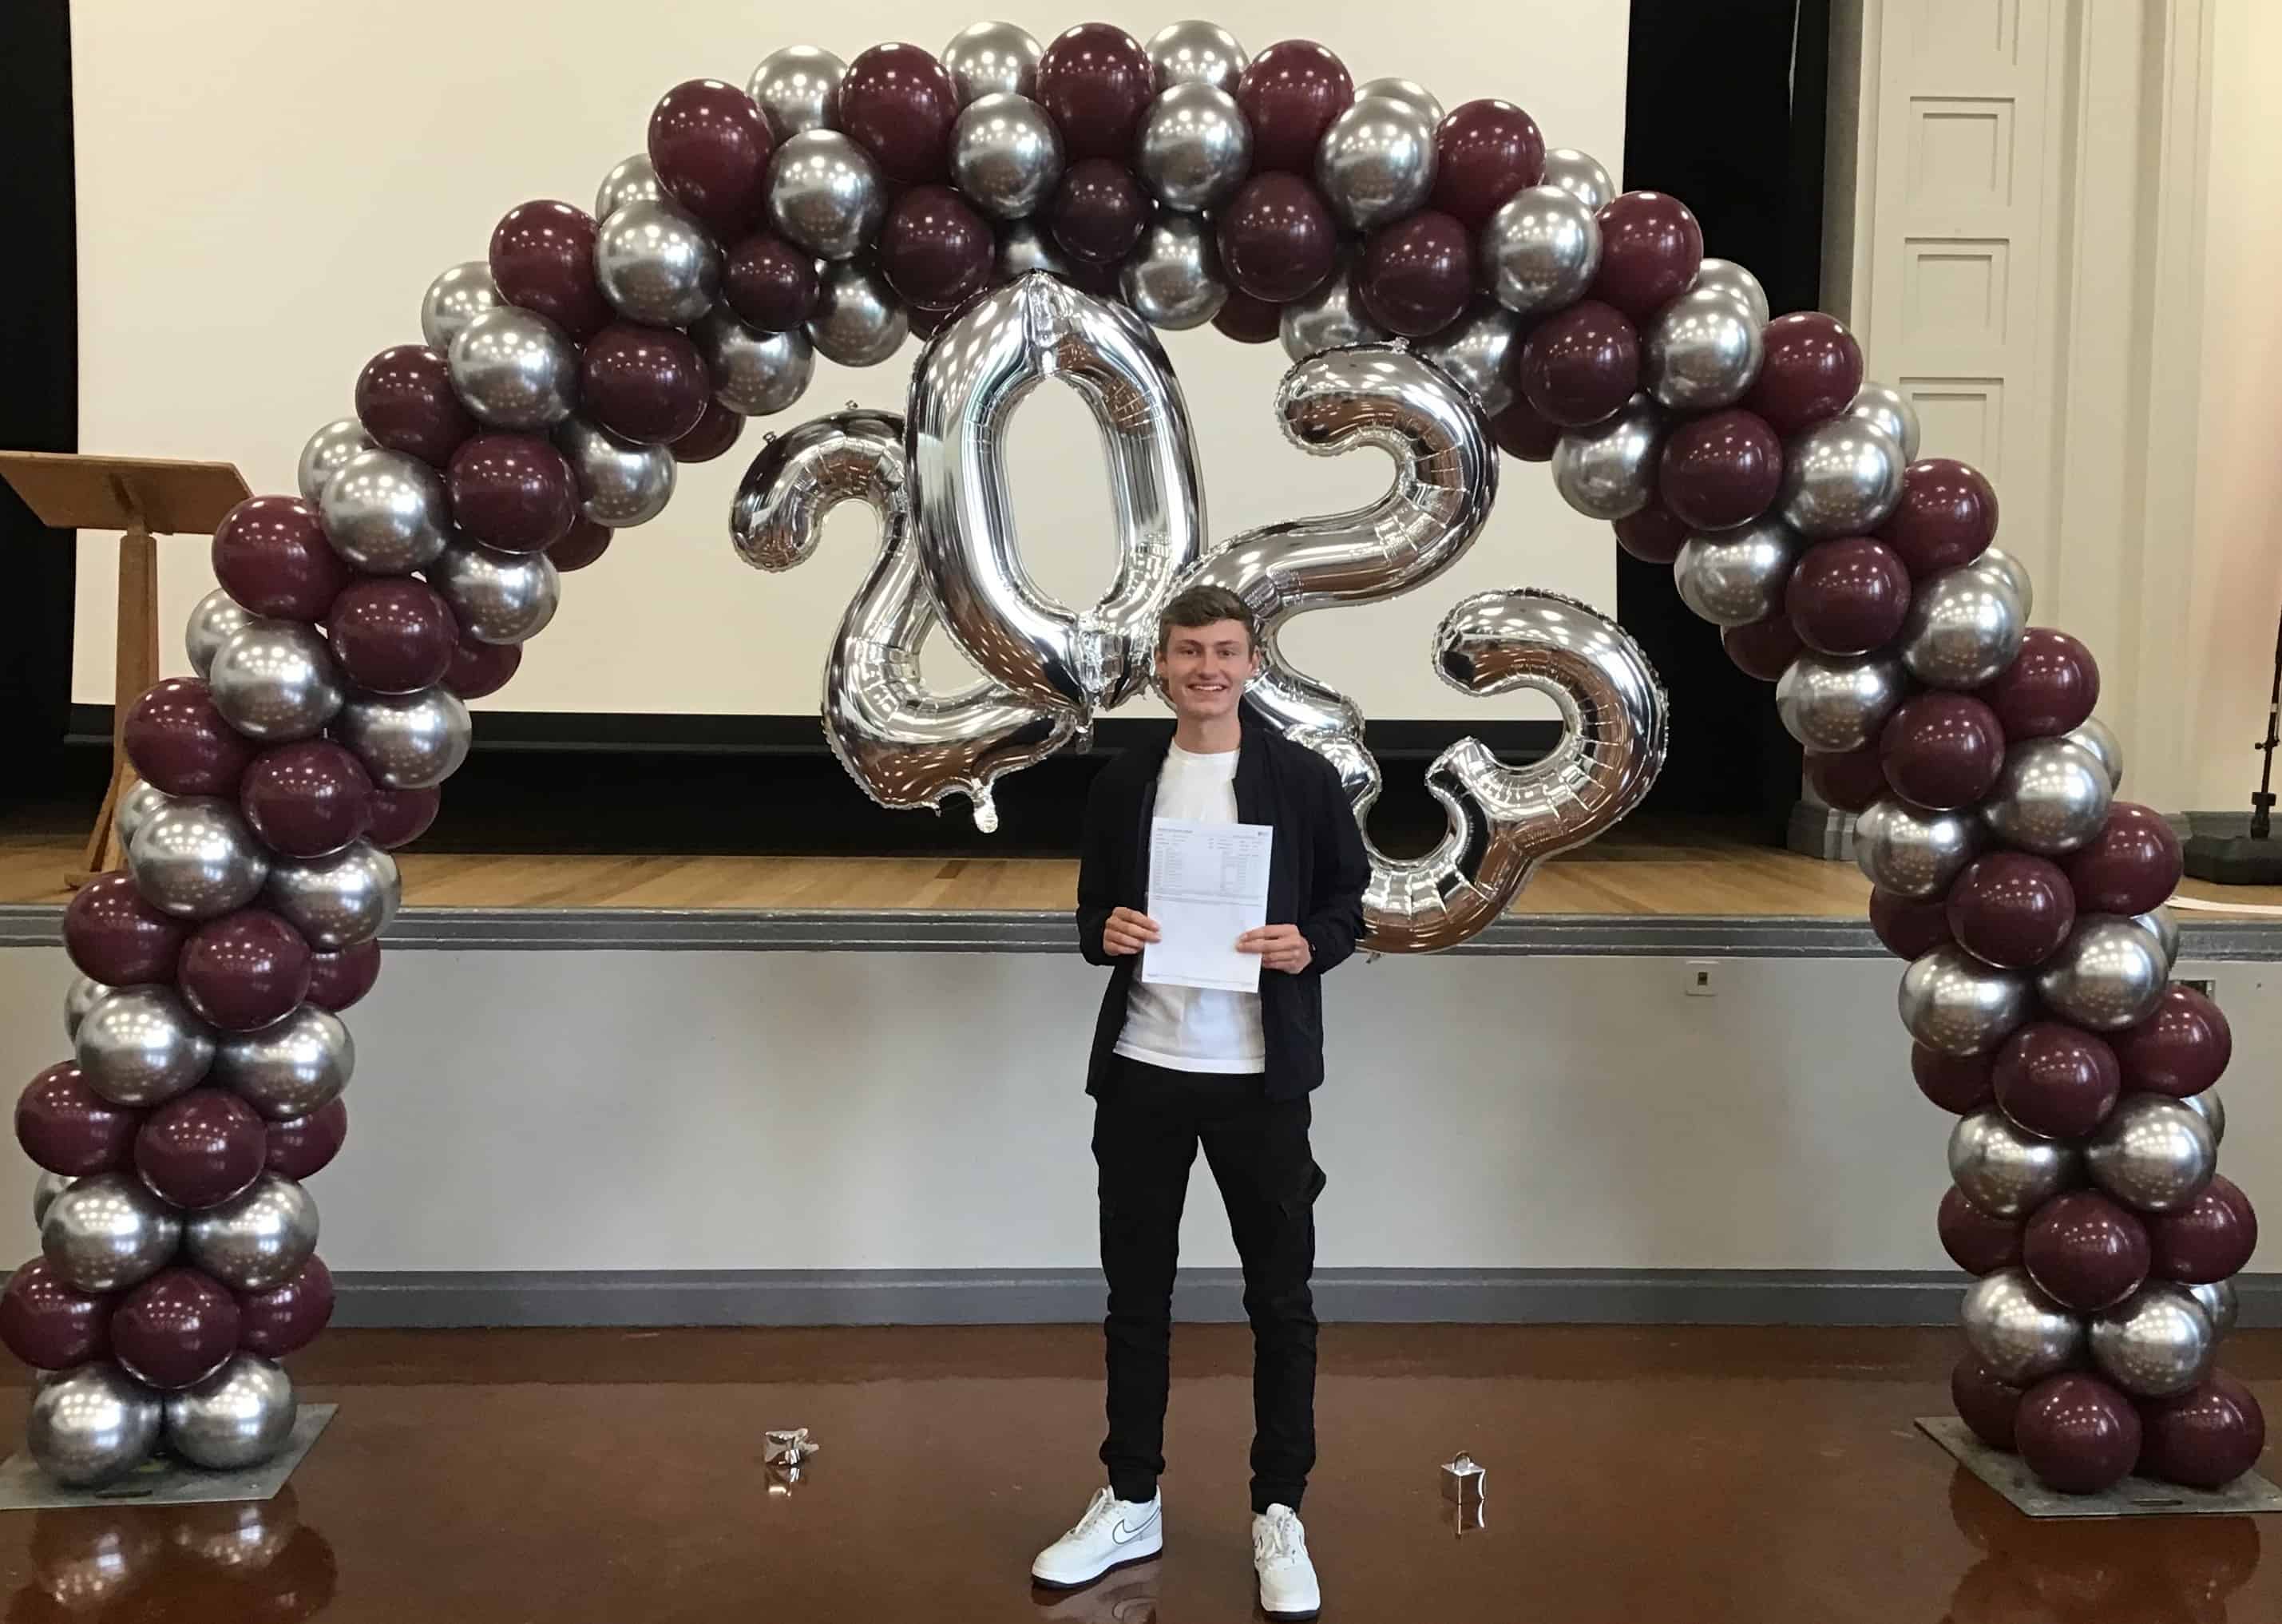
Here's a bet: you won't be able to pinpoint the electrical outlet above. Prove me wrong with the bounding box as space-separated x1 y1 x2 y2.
1683 960 1719 997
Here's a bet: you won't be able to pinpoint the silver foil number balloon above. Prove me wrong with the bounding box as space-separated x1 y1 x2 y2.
186 1174 319 1293
1644 288 1764 412
2090 1282 2217 1398
949 93 1064 220
1539 148 1615 212
207 621 344 742
1690 257 1769 328
749 45 847 141
1961 1267 2086 1384
1279 260 1388 364
1774 651 1905 752
1672 517 1797 627
770 130 887 261
2037 916 2169 1030
263 840 401 950
1900 563 2026 688
1984 737 2114 855
806 262 909 366
164 1354 297 1470
557 417 676 527
429 541 560 645
695 305 814 415
419 261 501 355
448 307 580 433
1417 300 1520 416
338 687 472 790
1551 394 1665 521
1316 96 1438 232
29 1365 162 1488
42 1173 184 1294
941 22 1042 104
1900 944 2031 1056
129 798 270 920
295 418 375 507
74 985 215 1107
1119 213 1228 331
595 199 721 327
1480 184 1601 319
731 410 1078 832
1948 1110 2078 1220
1856 796 1985 900
318 449 451 574
215 1004 355 1123
1848 382 1920 463
909 274 1204 717
2086 1094 2216 1213
184 588 252 681
1777 418 1905 537
593 154 664 221
1147 19 1247 93
1135 84 1252 212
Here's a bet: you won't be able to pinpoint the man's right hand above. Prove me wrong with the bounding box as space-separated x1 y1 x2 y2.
1103 907 1161 956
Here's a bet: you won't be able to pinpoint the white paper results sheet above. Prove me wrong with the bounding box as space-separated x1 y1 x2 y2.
1141 818 1274 992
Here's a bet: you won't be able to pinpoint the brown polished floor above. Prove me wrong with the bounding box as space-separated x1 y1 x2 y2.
0 1324 2273 1622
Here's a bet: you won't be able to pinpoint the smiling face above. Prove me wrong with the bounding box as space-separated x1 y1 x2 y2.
1156 617 1259 725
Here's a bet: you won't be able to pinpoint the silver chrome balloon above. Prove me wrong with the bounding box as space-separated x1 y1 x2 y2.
317 448 451 574
593 153 664 221
186 1175 318 1294
1961 1267 2086 1384
63 976 112 1044
1316 95 1439 231
2066 716 2126 791
1971 545 2034 620
996 220 1073 283
31 1171 74 1231
2189 1278 2239 1337
164 1354 296 1470
748 45 847 141
557 417 676 527
1900 945 2032 1056
207 620 343 743
2180 1085 2225 1147
337 687 471 790
1774 651 1905 751
173 1496 295 1569
1856 796 1985 899
429 540 560 646
1354 76 1445 128
1848 381 1920 463
1551 393 1665 520
1119 212 1228 330
1985 737 2114 855
2137 905 2182 969
29 1364 162 1488
418 260 501 355
2090 1281 2216 1397
1644 288 1764 412
731 410 1078 831
1279 259 1388 364
806 262 908 366
1146 19 1247 93
2086 1094 2216 1213
215 1004 353 1123
1777 418 1905 537
184 588 252 681
770 130 887 261
595 198 720 327
448 307 580 432
263 840 400 951
74 985 215 1107
695 304 815 415
295 418 374 507
42 1173 183 1294
1480 184 1600 318
113 777 173 855
1672 517 1797 627
1690 257 1769 328
949 93 1064 220
909 274 1203 715
1539 147 1615 212
940 22 1041 104
1949 1110 2079 1221
1900 563 2026 689
2038 915 2169 1030
128 798 269 920
1135 84 1251 212
1417 299 1520 415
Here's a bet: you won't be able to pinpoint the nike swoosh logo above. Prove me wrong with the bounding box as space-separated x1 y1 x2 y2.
1111 1514 1157 1544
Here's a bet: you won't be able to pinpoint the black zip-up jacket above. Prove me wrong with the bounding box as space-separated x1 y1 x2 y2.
1075 710 1372 1100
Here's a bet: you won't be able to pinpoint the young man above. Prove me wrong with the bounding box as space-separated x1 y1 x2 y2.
1032 585 1370 1621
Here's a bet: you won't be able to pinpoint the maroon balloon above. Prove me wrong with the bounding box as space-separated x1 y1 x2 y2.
838 43 961 184
1976 628 2098 740
1952 1355 2028 1452
112 1267 240 1390
646 78 775 236
265 1099 347 1183
1993 1021 2120 1140
672 400 745 465
1941 1186 2023 1275
549 518 614 575
240 740 374 860
724 234 821 332
123 677 258 797
355 345 474 469
446 434 578 554
0 1261 112 1371
1034 24 1155 163
1430 100 1544 229
2023 1190 2150 1310
1743 312 1864 438
1657 408 1781 530
443 636 523 700
2147 1174 2257 1285
135 1088 267 1210
1722 616 1805 682
1913 1045 1995 1115
2016 1374 2141 1495
489 200 608 342
1611 500 1690 564
1877 691 2005 811
63 870 188 985
580 324 710 447
879 186 994 311
1870 887 1953 960
177 911 312 1033
210 497 355 624
1212 288 1283 345
326 580 459 698
1945 853 2074 968
1515 300 1638 429
2113 984 2230 1098
1876 457 1999 580
237 1256 335 1360
366 785 441 851
1785 537 1911 656
1050 159 1150 266
1234 41 1353 174
2064 805 2182 918
1491 398 1563 465
1588 192 1702 323
1216 172 1337 303
1357 211 1472 339
1806 746 1889 813
16 1063 138 1176
304 944 380 1015
907 303 950 341
2139 1372 2267 1489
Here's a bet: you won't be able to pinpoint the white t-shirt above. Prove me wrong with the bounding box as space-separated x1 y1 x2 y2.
1114 743 1268 1074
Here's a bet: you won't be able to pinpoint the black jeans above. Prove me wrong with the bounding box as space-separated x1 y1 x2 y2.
1093 1055 1324 1515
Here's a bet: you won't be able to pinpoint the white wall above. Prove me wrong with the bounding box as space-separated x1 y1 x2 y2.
68 3 1627 725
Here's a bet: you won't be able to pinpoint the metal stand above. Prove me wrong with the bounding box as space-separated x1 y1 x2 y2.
2183 603 2282 885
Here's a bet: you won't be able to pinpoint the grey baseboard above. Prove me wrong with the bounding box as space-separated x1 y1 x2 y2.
327 1267 2282 1330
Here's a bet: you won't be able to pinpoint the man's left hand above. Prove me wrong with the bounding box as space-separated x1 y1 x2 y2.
1237 924 1312 974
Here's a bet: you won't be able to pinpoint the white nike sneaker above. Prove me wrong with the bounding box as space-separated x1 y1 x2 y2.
1252 1504 1321 1621
1030 1486 1164 1590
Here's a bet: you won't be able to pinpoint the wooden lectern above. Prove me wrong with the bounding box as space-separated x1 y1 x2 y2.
0 453 252 885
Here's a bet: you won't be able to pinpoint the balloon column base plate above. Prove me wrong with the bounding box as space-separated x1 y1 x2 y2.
1916 1416 2282 1519
0 1404 335 1511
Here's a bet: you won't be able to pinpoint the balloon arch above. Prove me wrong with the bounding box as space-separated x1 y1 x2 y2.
10 22 2259 1497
